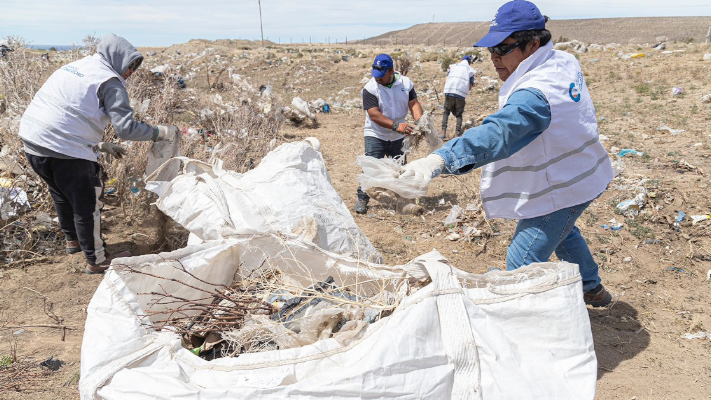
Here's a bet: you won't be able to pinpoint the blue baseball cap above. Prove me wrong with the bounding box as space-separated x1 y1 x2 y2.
473 0 546 48
372 54 393 78
463 55 473 63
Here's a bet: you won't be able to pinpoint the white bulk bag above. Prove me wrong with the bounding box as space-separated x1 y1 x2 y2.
79 235 597 400
146 138 382 263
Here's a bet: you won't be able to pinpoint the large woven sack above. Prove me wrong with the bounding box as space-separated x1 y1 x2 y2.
79 235 597 399
145 138 382 263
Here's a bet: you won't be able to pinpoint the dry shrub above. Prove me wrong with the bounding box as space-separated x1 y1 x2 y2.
0 35 286 259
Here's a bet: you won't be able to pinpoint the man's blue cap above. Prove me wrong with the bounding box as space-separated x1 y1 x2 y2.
463 55 473 62
473 0 546 48
372 54 393 78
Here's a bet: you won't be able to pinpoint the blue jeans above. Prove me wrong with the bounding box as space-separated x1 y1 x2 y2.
357 136 405 202
506 199 601 292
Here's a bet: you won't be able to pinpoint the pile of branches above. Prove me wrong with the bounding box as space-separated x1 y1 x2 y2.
119 258 395 360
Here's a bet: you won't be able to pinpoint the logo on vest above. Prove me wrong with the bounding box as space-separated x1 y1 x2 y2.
61 65 85 78
569 72 584 102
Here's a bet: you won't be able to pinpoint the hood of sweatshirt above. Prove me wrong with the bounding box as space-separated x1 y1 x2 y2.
97 34 143 77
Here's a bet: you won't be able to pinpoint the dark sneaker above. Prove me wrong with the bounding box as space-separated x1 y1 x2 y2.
86 250 131 274
584 284 612 307
354 199 368 214
66 240 81 254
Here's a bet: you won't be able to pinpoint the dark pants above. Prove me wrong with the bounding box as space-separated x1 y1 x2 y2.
357 136 404 202
25 153 105 264
442 95 466 137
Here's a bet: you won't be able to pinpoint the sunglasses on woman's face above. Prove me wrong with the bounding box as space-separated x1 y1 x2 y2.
487 41 525 56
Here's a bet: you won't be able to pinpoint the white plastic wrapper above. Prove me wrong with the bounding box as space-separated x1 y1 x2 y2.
357 155 429 199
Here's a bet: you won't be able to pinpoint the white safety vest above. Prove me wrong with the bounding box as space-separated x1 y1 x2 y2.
444 61 476 97
480 42 613 220
19 54 126 161
363 73 413 141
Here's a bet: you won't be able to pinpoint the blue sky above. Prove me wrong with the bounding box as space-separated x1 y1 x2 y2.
1 0 710 47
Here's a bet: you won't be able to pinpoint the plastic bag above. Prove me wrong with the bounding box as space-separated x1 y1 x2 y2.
403 111 443 154
144 129 181 181
357 155 429 199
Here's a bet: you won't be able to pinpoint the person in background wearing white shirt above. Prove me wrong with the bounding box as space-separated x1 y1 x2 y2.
441 55 476 139
355 53 423 214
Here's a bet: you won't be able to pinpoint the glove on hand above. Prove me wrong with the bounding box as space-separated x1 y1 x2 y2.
400 154 446 181
392 121 414 135
154 125 179 142
97 142 127 159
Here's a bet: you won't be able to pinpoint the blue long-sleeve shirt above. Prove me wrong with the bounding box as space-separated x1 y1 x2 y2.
434 88 551 175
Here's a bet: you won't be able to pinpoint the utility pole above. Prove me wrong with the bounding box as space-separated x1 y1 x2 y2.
706 20 711 44
258 0 264 47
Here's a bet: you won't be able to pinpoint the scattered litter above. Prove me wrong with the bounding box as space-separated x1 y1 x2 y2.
618 149 644 157
707 270 711 281
657 125 685 135
617 193 646 216
13 329 25 336
690 215 710 225
683 332 711 341
465 203 480 211
702 94 711 104
665 267 684 273
611 160 625 177
0 187 30 220
443 205 464 227
630 53 645 58
40 356 65 371
643 239 661 244
676 159 704 175
445 233 461 241
671 87 683 96
623 257 632 263
675 211 686 223
703 54 711 61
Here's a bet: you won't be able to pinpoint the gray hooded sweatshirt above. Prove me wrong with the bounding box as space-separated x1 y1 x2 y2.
24 34 158 159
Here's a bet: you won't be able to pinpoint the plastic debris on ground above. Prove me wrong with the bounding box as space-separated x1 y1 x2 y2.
656 125 685 135
683 332 711 340
690 214 710 225
618 149 644 157
671 87 683 96
601 218 623 231
39 356 65 371
702 94 711 104
617 192 646 216
443 205 464 227
0 187 30 220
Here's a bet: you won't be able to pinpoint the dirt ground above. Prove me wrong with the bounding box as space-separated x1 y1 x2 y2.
1 39 711 399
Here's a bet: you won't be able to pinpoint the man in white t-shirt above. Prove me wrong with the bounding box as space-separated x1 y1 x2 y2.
441 55 476 139
355 54 423 214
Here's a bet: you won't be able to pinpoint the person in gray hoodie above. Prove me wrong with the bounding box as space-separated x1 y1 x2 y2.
19 33 178 274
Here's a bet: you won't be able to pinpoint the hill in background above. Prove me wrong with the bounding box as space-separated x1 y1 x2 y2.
365 17 711 46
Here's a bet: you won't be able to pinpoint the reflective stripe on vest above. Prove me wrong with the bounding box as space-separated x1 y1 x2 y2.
479 42 613 220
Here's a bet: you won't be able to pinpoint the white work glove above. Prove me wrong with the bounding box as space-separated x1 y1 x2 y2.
400 154 446 181
154 124 179 142
97 142 127 159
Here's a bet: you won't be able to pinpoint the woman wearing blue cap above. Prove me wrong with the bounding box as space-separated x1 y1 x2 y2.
401 0 614 307
355 53 423 214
